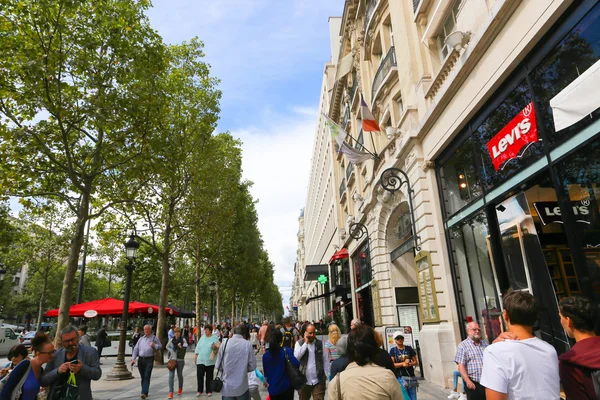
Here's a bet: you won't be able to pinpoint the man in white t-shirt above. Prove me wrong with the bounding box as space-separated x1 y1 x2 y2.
480 290 560 400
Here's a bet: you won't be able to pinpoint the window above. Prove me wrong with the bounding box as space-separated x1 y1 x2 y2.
436 0 462 60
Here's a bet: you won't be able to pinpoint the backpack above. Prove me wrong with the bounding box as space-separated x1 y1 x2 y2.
281 327 296 348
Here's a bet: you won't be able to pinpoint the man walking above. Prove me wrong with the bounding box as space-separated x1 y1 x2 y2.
454 321 488 400
95 324 108 362
481 290 560 399
215 324 257 400
131 324 162 399
41 324 102 400
258 321 268 352
294 324 328 400
280 317 299 349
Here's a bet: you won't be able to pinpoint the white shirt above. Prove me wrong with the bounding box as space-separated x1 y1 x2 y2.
294 340 329 385
480 337 560 399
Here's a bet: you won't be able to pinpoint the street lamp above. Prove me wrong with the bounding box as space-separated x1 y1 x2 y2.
235 293 239 322
106 231 139 381
208 281 216 325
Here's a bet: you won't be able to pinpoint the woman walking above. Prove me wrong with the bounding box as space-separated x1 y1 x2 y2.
262 329 300 400
0 333 54 400
194 324 219 397
328 325 401 399
325 324 341 378
167 327 187 399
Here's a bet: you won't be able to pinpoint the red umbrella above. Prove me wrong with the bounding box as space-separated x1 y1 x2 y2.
45 298 133 317
130 301 179 316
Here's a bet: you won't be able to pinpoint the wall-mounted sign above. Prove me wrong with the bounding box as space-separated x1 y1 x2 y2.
415 251 440 323
533 201 591 225
371 280 382 327
486 102 538 171
384 326 414 350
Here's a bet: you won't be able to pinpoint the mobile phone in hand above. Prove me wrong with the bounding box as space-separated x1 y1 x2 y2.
70 360 80 364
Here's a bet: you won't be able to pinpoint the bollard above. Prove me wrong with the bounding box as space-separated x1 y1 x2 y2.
415 339 425 380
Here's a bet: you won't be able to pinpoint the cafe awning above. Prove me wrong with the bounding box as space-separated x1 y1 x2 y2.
304 264 329 281
329 248 348 264
45 298 179 317
550 58 600 131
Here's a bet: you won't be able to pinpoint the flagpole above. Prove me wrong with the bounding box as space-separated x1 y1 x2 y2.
323 113 377 159
369 131 378 158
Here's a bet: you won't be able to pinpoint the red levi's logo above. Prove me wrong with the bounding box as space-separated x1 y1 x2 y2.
486 102 539 171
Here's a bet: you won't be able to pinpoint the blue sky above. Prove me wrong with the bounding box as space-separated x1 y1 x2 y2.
146 1 343 311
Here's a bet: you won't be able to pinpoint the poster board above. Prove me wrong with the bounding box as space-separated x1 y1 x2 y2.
415 250 440 323
396 305 420 344
384 326 414 351
371 280 382 327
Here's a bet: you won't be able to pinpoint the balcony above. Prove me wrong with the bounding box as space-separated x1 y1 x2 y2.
339 179 347 202
364 0 378 32
372 46 397 103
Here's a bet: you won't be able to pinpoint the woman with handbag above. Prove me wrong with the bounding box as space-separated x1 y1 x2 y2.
194 324 219 397
167 328 187 399
0 333 54 400
262 329 301 400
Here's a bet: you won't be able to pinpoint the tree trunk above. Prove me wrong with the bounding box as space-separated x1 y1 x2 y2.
195 245 201 328
55 192 90 345
155 213 172 365
216 281 221 325
231 290 235 323
36 271 48 331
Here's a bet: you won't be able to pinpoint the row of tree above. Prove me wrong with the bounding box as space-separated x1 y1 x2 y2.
0 0 283 351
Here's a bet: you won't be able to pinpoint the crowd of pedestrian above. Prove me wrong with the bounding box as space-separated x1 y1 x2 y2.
0 293 597 400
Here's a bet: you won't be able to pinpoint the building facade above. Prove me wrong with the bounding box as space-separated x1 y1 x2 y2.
297 0 600 389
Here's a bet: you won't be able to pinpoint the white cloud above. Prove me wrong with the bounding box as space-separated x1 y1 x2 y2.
232 107 317 310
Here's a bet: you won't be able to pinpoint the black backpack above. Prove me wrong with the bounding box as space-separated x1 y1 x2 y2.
281 327 296 348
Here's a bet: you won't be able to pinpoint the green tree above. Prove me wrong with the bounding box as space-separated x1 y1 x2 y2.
0 0 167 337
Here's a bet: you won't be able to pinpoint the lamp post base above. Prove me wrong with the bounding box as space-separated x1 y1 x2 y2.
105 360 134 381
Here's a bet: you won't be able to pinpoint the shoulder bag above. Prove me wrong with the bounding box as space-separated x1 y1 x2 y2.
283 348 306 390
8 361 31 400
209 337 230 393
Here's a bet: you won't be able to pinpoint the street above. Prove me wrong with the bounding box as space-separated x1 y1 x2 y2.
91 351 450 400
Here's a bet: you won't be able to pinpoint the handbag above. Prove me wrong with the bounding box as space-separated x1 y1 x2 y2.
167 359 177 371
60 372 80 400
209 337 230 393
283 348 306 390
7 361 31 400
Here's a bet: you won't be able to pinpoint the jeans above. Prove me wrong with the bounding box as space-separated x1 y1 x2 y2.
249 385 261 400
453 370 466 392
137 356 154 395
168 360 185 392
222 390 250 400
298 382 326 400
399 376 418 400
196 364 215 394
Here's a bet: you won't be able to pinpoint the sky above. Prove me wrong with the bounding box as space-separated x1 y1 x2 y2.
145 1 342 311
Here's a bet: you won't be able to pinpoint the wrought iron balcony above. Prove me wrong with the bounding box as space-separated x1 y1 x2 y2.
339 179 347 199
346 162 353 180
364 0 378 31
372 46 397 102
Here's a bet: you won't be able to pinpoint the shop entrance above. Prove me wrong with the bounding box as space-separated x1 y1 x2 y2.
492 176 583 352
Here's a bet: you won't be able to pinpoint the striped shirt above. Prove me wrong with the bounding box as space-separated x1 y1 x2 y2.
324 340 339 363
454 337 489 382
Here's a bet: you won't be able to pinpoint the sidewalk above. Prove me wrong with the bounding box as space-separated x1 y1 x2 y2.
91 351 450 399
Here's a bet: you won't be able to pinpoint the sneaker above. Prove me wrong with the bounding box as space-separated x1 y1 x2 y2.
177 389 182 395
448 392 461 399
140 395 147 399
168 393 173 399
196 393 202 397
459 394 467 400
207 394 212 397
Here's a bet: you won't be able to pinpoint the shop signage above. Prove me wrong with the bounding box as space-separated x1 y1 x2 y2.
371 280 383 327
486 102 538 171
83 310 98 318
415 251 440 323
533 201 591 225
384 326 414 351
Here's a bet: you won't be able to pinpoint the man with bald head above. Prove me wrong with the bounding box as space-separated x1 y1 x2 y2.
454 321 489 400
131 325 162 399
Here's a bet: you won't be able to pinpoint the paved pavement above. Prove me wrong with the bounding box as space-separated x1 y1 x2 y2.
91 351 450 400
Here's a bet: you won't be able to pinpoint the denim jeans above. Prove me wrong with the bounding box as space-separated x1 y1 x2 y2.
222 390 250 400
137 357 154 395
398 376 418 400
453 370 466 392
168 360 185 392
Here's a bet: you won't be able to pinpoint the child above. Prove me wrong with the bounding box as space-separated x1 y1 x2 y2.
248 368 267 400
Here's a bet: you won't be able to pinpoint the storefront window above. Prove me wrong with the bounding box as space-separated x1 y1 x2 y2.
353 241 372 287
555 139 600 301
449 212 502 342
474 81 544 190
532 3 600 147
439 138 482 217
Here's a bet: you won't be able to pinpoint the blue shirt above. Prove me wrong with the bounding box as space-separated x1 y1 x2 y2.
263 347 300 395
195 334 219 366
0 360 40 400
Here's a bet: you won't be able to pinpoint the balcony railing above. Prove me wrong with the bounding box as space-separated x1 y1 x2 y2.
355 130 364 151
339 179 347 198
343 107 351 127
364 0 377 31
372 46 397 102
346 162 353 180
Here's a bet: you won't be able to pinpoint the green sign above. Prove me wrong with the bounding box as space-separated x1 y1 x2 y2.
318 274 328 285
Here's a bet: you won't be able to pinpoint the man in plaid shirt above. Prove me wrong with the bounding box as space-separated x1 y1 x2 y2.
454 321 489 400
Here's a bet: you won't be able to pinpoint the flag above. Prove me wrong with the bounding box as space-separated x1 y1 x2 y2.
325 115 373 164
360 95 380 132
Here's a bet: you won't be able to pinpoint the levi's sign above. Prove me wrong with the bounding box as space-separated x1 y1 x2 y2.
533 201 591 225
486 102 539 171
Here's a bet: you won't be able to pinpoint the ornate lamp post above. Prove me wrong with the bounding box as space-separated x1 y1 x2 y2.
208 281 216 325
106 232 139 381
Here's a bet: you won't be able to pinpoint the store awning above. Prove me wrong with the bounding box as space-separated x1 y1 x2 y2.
304 264 329 281
329 248 349 264
129 301 179 316
550 58 600 131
